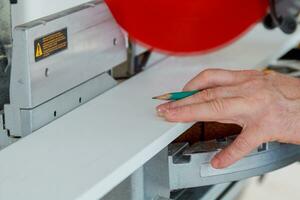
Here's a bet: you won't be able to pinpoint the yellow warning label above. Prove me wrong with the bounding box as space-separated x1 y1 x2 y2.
34 28 68 62
35 43 43 57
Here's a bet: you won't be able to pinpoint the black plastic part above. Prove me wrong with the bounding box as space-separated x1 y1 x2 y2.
10 0 17 4
134 50 152 73
266 65 298 74
263 14 277 30
280 16 297 34
265 0 298 34
280 49 300 60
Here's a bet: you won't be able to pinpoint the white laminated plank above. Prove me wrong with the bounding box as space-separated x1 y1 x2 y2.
0 25 300 200
0 58 204 200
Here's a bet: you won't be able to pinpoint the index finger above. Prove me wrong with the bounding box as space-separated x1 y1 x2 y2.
163 97 249 124
157 85 242 114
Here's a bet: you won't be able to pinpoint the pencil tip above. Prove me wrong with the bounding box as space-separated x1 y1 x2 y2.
152 94 170 100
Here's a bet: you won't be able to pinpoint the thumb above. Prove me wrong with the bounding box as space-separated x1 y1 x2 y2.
211 128 262 169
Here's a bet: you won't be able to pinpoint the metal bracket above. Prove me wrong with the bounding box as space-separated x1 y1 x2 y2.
169 141 300 190
4 1 126 138
0 111 15 149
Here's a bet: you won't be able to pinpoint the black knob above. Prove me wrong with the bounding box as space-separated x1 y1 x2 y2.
280 16 297 34
263 14 277 30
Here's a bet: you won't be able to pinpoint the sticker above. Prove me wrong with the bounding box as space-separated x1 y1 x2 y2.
34 28 68 62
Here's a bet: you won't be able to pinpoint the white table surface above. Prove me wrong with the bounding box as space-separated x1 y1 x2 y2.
0 25 300 200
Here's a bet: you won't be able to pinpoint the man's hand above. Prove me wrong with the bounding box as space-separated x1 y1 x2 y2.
156 69 300 169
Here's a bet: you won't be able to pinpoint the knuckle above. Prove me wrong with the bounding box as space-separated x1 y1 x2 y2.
201 69 215 81
221 148 236 164
233 136 252 154
172 106 184 114
201 89 215 101
174 105 191 115
184 105 194 116
209 99 226 113
168 102 177 109
242 78 266 93
170 105 196 122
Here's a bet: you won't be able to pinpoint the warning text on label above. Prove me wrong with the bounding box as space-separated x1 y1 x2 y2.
34 28 68 62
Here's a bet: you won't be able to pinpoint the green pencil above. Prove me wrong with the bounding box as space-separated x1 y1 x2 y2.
152 90 200 101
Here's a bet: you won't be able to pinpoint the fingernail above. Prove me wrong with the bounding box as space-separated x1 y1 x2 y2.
156 106 168 117
156 103 171 115
157 108 164 117
211 157 221 169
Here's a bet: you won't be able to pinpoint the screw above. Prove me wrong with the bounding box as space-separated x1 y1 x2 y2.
45 68 49 77
113 38 118 46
